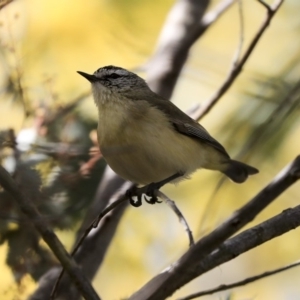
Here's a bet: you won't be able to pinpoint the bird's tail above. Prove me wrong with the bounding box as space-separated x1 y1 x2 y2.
223 160 259 183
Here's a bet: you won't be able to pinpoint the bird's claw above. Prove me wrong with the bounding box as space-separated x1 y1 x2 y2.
126 188 142 207
126 184 162 207
126 173 183 207
144 192 162 205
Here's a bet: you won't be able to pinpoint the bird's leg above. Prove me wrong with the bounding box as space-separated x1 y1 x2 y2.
127 172 184 207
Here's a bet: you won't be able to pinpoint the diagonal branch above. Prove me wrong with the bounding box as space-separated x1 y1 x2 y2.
0 165 100 300
158 191 194 247
230 0 244 71
0 0 14 11
128 155 300 300
179 229 300 299
50 191 129 299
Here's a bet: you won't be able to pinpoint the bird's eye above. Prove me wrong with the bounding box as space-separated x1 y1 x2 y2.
110 73 121 79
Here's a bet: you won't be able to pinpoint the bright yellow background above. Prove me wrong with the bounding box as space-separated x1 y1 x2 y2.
1 0 300 299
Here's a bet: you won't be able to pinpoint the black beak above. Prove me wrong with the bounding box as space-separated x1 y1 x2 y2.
77 71 98 82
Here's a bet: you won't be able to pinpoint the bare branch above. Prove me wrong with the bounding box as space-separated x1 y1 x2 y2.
30 166 129 299
158 191 194 247
230 0 244 71
194 0 284 121
257 0 272 12
179 233 300 299
51 184 130 299
128 155 300 300
182 205 300 296
0 165 100 300
52 186 192 296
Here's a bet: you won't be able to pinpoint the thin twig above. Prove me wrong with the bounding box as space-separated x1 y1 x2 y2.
91 194 128 228
195 0 284 121
0 165 100 300
230 0 244 71
178 254 300 298
257 0 272 12
52 179 189 296
157 191 194 247
52 180 194 296
189 206 300 289
50 192 129 299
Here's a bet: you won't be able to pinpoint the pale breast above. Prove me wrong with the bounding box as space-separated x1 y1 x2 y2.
96 98 211 184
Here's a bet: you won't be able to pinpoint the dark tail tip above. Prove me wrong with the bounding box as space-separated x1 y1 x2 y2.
223 160 259 183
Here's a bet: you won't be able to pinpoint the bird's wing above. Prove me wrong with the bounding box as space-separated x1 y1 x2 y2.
147 97 230 157
172 121 229 155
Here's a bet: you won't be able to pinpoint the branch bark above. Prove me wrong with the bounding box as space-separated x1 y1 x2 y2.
179 220 300 299
0 165 100 300
30 168 129 300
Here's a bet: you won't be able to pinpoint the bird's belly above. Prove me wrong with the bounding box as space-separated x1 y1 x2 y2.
100 123 210 185
97 100 226 185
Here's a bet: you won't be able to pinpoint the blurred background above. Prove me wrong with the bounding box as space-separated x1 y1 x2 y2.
0 0 300 299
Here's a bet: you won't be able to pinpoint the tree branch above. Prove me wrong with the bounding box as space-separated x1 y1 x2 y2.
194 0 284 121
230 0 244 70
50 192 129 299
179 228 300 299
128 155 300 300
0 166 100 300
158 191 194 247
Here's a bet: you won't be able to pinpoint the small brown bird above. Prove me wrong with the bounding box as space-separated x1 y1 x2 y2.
78 66 258 205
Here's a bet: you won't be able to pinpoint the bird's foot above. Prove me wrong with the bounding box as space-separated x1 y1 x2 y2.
126 184 162 207
126 186 143 207
144 182 162 205
126 172 184 207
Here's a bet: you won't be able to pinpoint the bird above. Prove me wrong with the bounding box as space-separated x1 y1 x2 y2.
78 65 258 206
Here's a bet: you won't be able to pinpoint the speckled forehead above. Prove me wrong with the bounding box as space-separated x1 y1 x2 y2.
93 66 130 78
